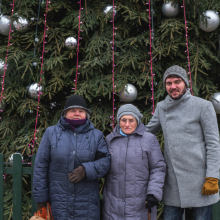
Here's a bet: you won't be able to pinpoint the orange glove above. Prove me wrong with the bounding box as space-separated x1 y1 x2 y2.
202 177 219 195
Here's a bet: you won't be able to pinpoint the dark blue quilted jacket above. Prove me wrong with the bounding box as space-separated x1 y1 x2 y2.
33 117 111 220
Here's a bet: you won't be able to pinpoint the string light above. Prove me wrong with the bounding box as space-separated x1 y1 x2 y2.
110 1 116 129
182 0 193 95
32 0 51 153
0 0 15 117
74 0 83 91
146 0 155 114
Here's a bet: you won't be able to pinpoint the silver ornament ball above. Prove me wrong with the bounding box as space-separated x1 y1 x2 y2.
103 5 119 21
0 59 5 73
13 16 29 31
27 82 43 100
119 84 138 102
0 100 6 111
200 10 219 32
210 92 220 114
9 152 24 162
0 15 14 36
162 2 180 18
65 37 77 48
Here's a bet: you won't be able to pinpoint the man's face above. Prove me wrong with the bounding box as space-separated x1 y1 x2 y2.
165 77 187 100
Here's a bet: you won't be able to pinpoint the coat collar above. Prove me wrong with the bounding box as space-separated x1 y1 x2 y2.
107 122 146 142
57 117 94 133
160 89 191 110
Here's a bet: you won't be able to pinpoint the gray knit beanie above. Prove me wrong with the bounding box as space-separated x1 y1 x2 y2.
116 104 143 125
163 65 189 88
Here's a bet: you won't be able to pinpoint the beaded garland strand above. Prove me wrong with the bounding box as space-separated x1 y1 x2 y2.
182 0 193 95
146 0 155 114
73 0 83 91
31 0 51 154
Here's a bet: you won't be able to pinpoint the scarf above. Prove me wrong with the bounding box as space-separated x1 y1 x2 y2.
64 117 87 131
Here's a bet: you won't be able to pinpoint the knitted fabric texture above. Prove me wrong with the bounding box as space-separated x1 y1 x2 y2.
61 95 91 116
163 65 189 88
116 104 143 125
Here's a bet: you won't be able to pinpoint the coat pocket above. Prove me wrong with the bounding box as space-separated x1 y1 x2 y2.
135 147 149 169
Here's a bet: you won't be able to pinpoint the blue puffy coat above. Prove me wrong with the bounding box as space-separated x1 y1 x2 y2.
33 117 111 220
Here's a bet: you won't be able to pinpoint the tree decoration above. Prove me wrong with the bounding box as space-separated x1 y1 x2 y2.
0 99 6 112
73 0 83 91
13 16 29 31
182 0 193 95
210 92 220 114
32 0 51 151
0 1 15 118
146 0 155 113
0 15 14 36
162 2 179 18
110 0 117 129
65 36 77 48
119 84 137 102
103 4 119 21
27 82 43 100
200 10 219 32
0 58 5 74
9 152 23 162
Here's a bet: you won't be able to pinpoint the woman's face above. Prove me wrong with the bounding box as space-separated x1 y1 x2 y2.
65 108 86 120
119 115 138 134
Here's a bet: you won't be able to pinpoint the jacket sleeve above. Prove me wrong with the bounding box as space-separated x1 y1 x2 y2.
146 134 166 202
145 105 161 134
82 132 111 181
33 129 51 204
200 101 220 179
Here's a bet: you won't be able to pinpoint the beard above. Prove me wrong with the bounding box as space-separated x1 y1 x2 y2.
169 87 187 100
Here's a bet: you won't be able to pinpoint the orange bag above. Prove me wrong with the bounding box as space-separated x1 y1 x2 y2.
30 203 53 220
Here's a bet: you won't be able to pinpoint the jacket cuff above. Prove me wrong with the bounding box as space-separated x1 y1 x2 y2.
206 170 220 180
81 162 94 181
33 193 49 204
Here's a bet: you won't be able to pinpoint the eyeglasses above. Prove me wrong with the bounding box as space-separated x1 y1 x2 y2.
120 119 136 124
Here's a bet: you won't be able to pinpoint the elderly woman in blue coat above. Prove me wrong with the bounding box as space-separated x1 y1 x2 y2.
103 104 166 220
33 95 111 220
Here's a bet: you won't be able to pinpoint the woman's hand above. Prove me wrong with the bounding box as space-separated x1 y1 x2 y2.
145 194 158 213
68 166 86 183
37 202 48 208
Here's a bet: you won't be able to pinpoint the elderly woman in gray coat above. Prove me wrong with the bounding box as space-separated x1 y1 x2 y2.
102 104 166 220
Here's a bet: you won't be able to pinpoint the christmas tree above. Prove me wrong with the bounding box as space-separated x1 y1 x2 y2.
0 0 220 219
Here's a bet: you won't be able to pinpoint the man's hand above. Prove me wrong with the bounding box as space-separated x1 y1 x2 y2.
202 177 219 195
68 166 86 184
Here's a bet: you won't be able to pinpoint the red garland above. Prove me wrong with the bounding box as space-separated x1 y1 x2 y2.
182 0 193 95
146 0 155 114
74 0 83 91
110 1 116 129
32 0 51 153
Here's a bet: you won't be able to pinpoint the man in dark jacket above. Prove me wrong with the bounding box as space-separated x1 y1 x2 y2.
33 95 111 220
146 65 220 220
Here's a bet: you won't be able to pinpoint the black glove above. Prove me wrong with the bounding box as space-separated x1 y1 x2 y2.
37 202 47 208
145 194 158 213
68 166 86 183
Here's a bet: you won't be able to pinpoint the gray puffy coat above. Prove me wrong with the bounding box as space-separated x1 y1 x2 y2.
102 123 166 220
146 89 220 208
